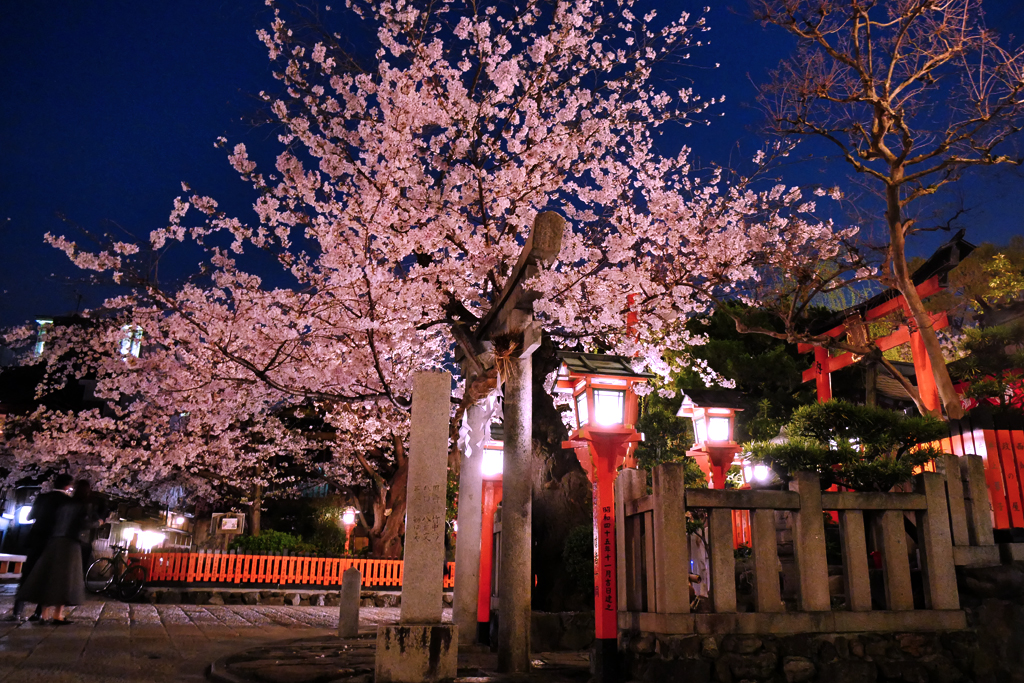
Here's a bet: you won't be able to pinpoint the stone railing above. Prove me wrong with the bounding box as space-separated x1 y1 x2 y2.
615 464 967 636
932 453 1000 567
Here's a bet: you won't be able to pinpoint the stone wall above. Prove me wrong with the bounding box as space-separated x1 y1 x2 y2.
616 563 1024 683
619 630 979 683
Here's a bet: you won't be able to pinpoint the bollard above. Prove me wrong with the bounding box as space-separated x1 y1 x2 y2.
338 567 362 638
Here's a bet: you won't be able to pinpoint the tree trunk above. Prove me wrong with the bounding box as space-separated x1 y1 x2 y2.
886 180 964 419
367 435 409 559
250 483 262 537
529 336 592 612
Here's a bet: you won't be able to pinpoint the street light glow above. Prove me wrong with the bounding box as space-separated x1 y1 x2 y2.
17 506 33 524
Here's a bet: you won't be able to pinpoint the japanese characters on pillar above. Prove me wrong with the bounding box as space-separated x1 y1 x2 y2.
556 351 653 643
597 501 615 614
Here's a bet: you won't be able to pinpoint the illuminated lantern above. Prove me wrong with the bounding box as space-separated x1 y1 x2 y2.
557 351 652 674
676 389 744 489
341 507 358 553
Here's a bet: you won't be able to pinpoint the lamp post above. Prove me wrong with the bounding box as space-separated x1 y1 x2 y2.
477 438 504 645
558 352 651 682
341 507 357 554
676 389 744 489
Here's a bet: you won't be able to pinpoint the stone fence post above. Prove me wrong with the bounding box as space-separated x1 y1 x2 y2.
651 463 688 614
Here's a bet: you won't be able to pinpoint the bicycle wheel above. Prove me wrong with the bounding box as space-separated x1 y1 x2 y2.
85 558 116 593
117 563 148 601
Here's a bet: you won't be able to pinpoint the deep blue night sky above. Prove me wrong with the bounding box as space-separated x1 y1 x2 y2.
2 1 1023 328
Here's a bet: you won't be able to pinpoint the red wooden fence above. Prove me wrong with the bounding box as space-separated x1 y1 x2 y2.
128 552 455 589
919 425 1024 531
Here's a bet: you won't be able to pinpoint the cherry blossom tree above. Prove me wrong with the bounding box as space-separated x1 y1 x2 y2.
754 0 1024 418
27 0 847 561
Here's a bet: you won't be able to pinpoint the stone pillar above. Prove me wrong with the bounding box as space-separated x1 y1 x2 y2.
839 510 872 612
877 509 913 611
454 400 492 643
497 353 532 673
708 508 737 613
376 371 458 683
652 462 689 614
961 454 995 546
338 567 361 638
915 472 959 610
790 472 830 612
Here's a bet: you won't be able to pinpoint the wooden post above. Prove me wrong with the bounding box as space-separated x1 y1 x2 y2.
877 510 913 611
652 463 689 614
790 472 830 611
615 469 645 612
839 510 872 612
961 454 996 546
915 472 959 610
813 346 832 402
751 508 783 612
708 508 736 613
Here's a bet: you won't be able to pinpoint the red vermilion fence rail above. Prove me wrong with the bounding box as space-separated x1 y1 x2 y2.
128 552 455 589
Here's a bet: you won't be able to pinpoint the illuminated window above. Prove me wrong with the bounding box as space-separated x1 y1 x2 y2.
707 416 731 442
575 393 589 427
694 417 706 443
593 389 626 426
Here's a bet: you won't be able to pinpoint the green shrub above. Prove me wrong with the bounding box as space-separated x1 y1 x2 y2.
747 400 946 492
229 529 317 555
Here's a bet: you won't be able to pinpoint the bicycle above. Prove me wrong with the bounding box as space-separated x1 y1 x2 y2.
86 545 148 601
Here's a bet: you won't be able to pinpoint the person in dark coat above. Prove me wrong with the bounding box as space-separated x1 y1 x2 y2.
17 480 99 624
6 474 73 621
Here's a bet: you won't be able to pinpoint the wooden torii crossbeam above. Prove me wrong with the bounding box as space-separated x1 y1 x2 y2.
798 276 948 412
797 232 975 412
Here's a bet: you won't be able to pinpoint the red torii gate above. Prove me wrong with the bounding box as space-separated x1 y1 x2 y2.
798 275 948 412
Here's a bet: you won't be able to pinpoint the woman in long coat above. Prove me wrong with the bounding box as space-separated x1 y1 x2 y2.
18 480 98 624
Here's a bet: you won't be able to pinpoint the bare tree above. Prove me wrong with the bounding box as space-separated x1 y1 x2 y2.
755 0 1024 418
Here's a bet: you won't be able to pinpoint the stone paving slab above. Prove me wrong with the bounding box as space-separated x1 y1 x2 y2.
0 590 418 683
208 636 591 683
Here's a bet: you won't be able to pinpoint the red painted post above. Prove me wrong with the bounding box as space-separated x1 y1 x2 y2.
814 346 832 403
566 429 639 680
477 478 503 642
592 447 618 639
906 308 941 414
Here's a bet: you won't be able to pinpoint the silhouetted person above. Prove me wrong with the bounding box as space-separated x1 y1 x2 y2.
18 480 99 624
6 474 73 621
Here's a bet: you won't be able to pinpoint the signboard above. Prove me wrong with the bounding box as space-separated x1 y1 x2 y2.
211 513 245 536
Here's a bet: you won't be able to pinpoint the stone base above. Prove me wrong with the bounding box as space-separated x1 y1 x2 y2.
375 623 458 683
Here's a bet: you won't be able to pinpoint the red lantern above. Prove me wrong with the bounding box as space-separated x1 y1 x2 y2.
676 389 744 489
557 352 652 667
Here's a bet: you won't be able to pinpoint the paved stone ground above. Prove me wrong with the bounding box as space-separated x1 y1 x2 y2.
210 635 591 683
0 586 437 683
